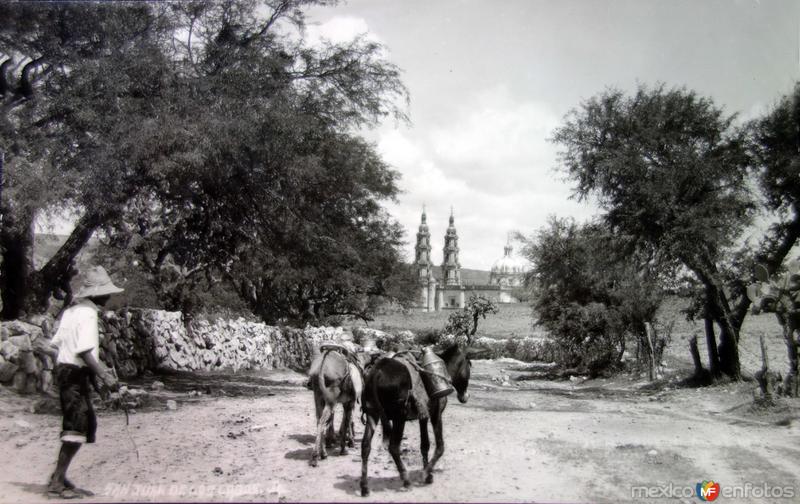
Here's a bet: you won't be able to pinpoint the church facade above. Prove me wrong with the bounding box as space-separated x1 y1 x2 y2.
413 209 529 312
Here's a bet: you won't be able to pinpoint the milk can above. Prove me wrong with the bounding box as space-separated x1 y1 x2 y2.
419 346 454 398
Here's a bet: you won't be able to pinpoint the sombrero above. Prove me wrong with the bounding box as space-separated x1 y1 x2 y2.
74 266 124 299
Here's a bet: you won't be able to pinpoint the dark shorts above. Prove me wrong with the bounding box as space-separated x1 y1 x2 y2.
55 364 97 444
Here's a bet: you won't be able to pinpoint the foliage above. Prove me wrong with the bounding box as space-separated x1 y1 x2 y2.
521 217 665 376
443 294 499 345
552 84 756 378
0 0 416 323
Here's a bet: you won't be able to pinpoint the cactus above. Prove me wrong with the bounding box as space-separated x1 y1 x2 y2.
747 259 800 396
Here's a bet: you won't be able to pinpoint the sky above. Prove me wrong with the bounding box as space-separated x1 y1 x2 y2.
304 0 800 270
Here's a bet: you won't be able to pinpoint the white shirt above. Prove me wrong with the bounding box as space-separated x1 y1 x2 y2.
52 299 101 367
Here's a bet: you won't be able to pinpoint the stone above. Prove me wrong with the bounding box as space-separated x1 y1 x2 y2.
166 400 178 411
13 370 28 393
14 419 32 429
8 335 32 352
118 360 138 378
1 340 20 361
32 337 55 357
24 373 38 394
5 321 43 341
154 344 169 361
40 370 54 393
151 380 165 391
0 361 19 383
201 350 216 365
40 354 54 371
647 449 658 457
27 314 55 338
0 325 9 341
20 351 37 374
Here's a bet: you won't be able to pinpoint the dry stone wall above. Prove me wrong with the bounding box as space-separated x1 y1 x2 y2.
1 308 354 394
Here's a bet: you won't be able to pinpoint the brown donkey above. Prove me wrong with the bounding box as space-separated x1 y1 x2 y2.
359 345 474 496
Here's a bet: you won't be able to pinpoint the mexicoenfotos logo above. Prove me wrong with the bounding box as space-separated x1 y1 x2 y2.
696 480 721 501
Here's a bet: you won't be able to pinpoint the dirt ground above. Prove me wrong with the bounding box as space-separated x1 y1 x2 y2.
1 360 799 504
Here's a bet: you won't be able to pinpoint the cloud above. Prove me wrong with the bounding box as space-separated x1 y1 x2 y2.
376 85 596 269
429 85 564 194
304 16 382 47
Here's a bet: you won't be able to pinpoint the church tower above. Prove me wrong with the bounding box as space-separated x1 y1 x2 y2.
441 208 462 286
414 207 433 279
414 207 436 310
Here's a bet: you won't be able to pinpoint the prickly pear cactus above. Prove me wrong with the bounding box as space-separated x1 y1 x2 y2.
747 260 800 396
747 260 800 314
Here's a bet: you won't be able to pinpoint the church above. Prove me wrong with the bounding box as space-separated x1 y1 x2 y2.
412 208 529 312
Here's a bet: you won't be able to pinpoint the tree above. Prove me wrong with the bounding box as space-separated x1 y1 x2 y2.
444 294 499 346
740 83 800 316
0 1 414 323
552 85 754 379
521 217 666 376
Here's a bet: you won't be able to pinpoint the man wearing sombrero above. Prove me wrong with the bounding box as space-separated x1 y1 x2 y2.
45 266 123 499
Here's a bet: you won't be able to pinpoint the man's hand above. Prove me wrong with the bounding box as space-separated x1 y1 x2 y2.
101 371 120 392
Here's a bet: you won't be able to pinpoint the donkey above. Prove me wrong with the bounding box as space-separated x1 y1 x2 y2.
308 348 366 466
359 345 474 497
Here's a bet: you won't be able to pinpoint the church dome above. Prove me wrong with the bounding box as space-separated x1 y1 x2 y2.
490 244 528 275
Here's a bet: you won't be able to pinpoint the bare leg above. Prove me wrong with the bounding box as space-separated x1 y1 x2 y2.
48 442 81 492
360 415 376 497
388 418 410 489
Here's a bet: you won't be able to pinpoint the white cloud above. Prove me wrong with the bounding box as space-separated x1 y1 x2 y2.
305 16 382 47
376 86 597 269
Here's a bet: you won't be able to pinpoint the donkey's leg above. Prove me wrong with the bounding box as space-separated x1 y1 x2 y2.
360 414 377 497
419 417 430 468
388 418 410 489
423 402 445 484
311 403 332 466
347 403 356 448
326 408 337 448
339 401 353 455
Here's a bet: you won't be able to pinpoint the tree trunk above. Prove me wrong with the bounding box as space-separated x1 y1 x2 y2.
704 308 721 378
645 322 655 381
689 335 706 377
0 215 35 319
687 259 741 380
26 210 104 314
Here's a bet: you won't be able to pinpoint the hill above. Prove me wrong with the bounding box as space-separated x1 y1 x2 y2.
426 265 492 285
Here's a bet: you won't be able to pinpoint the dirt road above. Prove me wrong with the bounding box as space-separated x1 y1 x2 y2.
1 360 799 503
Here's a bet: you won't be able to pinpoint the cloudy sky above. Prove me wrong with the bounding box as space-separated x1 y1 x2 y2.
305 0 799 270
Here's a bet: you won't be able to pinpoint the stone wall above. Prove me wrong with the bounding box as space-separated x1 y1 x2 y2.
1 309 353 394
102 310 350 377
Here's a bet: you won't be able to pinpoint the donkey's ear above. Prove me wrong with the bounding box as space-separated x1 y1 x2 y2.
746 284 760 303
754 264 770 283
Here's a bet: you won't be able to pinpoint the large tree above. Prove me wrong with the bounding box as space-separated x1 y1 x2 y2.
552 85 754 378
0 0 414 322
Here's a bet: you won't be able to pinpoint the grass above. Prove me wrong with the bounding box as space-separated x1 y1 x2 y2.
361 297 792 377
356 303 539 340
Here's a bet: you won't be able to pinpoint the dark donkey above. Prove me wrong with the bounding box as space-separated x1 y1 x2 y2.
359 345 474 497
